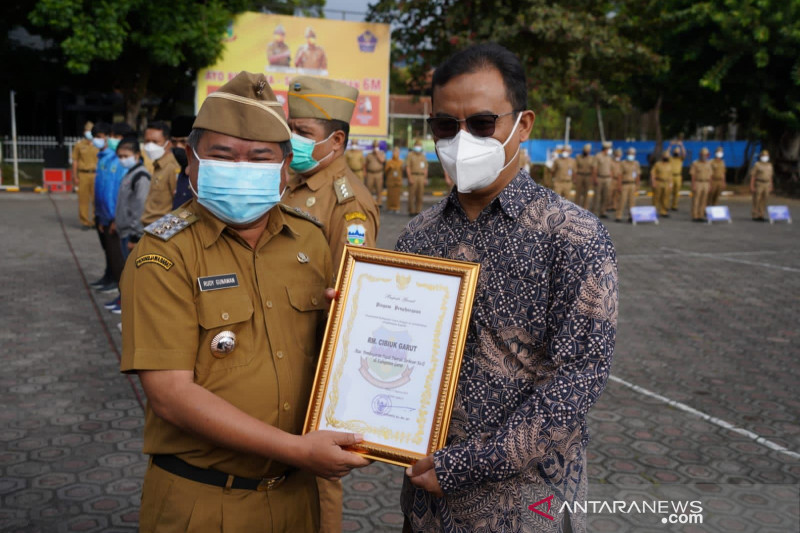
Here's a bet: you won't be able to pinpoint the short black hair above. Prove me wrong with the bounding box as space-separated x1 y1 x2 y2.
116 136 140 154
187 128 292 159
432 43 527 112
147 120 171 139
111 122 135 137
316 118 350 147
92 122 111 136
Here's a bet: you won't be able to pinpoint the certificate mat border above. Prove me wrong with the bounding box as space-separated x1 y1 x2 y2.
303 245 480 467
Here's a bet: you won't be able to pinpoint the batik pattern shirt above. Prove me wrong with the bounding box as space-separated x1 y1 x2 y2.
396 170 618 533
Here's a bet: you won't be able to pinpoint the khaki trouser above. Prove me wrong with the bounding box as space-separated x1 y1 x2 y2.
708 179 725 206
616 182 636 220
574 173 592 209
317 477 342 533
77 170 96 226
553 180 572 199
670 174 682 209
385 175 403 211
592 178 612 216
752 181 770 219
408 175 425 215
692 181 711 219
366 171 383 206
652 181 671 216
139 461 319 533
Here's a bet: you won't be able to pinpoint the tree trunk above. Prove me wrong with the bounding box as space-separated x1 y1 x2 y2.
775 129 800 195
122 62 151 130
653 93 663 156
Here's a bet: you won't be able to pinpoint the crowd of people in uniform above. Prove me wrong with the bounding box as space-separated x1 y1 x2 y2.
543 140 775 222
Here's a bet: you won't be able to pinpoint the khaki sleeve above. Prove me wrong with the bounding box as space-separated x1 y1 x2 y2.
120 236 199 373
329 199 380 268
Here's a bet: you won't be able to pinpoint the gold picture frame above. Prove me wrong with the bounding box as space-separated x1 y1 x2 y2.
303 245 480 467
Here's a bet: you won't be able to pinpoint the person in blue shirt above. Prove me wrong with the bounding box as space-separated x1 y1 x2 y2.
87 122 114 291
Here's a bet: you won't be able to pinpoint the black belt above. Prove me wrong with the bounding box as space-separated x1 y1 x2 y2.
78 169 96 173
152 454 289 491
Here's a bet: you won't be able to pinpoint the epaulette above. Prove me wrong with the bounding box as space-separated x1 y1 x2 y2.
333 176 355 204
279 204 323 228
143 207 198 241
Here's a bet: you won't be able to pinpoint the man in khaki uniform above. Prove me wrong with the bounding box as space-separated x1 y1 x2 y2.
591 141 613 217
749 149 774 220
610 147 623 212
365 140 385 206
574 143 594 209
72 121 99 228
650 151 673 217
121 72 369 533
344 141 365 183
550 144 576 199
406 140 428 216
709 146 727 206
295 27 327 70
283 75 379 533
141 121 181 225
267 24 291 66
384 146 404 212
667 140 686 210
690 147 713 221
616 147 641 222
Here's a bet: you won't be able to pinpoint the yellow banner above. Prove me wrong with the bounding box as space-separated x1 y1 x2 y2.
196 13 391 137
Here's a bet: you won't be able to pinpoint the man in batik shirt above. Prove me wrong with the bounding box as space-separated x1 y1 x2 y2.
398 43 618 533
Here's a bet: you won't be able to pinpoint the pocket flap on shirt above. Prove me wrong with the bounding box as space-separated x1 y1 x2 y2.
197 290 254 329
286 285 328 312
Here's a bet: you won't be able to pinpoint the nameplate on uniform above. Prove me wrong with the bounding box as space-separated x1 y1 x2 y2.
705 206 732 224
630 206 659 225
767 205 792 224
198 273 240 292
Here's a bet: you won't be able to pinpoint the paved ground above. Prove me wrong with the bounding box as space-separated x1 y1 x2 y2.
1 188 798 532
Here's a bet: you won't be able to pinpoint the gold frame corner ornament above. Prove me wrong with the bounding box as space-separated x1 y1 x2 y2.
303 245 479 467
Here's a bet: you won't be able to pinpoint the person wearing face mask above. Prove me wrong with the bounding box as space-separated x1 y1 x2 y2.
384 146 404 212
71 121 99 228
120 72 369 533
283 76 380 271
405 140 428 215
650 150 673 217
140 121 181 225
113 137 151 266
690 147 713 222
398 43 617 533
667 139 686 210
709 146 727 206
294 26 327 71
591 141 614 217
551 144 576 199
574 143 594 209
616 147 641 222
170 115 196 210
748 149 774 221
611 147 624 213
365 140 386 205
267 24 291 66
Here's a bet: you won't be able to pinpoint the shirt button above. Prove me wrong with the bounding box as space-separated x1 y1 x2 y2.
283 402 290 411
266 301 273 309
276 351 284 359
221 312 229 320
311 297 318 305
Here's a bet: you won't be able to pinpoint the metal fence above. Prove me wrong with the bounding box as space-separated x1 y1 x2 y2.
1 136 81 164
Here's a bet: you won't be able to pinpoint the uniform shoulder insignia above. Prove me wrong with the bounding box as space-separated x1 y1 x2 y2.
279 204 323 227
333 176 355 204
143 207 198 241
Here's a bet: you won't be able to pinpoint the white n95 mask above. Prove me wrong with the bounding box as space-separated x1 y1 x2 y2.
436 113 522 193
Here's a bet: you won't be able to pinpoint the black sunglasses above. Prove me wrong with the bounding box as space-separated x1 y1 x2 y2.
426 111 519 139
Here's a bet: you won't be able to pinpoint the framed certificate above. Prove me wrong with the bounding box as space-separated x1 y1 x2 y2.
303 245 480 467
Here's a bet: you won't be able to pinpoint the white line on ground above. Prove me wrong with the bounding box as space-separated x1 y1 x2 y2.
609 375 800 461
660 247 800 273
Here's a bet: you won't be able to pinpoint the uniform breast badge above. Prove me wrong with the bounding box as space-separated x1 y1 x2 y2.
210 331 237 357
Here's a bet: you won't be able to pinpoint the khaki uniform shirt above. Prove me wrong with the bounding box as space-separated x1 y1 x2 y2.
669 156 683 177
711 158 726 181
594 152 613 178
748 161 773 183
72 138 99 171
551 157 577 182
365 151 384 174
284 156 380 268
295 44 327 70
611 159 622 180
345 149 365 174
651 161 672 183
620 160 641 183
120 201 332 478
141 151 181 225
385 158 403 180
575 154 594 175
267 41 291 66
690 160 713 182
406 151 428 177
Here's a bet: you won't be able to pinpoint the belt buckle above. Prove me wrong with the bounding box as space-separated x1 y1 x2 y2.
257 474 286 491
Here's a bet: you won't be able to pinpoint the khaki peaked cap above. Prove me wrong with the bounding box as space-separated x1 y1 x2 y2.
288 76 359 123
193 72 290 142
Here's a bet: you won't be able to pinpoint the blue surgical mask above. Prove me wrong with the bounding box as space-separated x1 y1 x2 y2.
119 156 138 169
413 146 422 153
107 138 120 151
191 149 283 225
627 154 635 161
92 137 106 149
85 131 93 140
289 132 334 173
